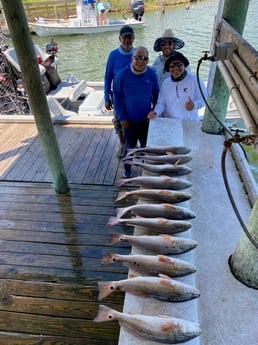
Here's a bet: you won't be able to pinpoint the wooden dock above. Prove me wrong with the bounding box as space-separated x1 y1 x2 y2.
0 122 136 344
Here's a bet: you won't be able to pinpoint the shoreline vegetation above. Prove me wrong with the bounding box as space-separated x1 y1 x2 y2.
20 0 199 15
19 0 200 19
0 0 201 29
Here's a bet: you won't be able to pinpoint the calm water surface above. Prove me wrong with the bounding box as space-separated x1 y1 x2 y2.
32 0 258 82
32 0 258 182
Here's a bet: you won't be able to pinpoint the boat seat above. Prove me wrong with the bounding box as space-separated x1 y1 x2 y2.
78 90 105 116
47 96 77 117
3 46 47 76
48 79 88 102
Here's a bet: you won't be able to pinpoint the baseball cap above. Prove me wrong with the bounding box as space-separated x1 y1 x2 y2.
119 25 134 37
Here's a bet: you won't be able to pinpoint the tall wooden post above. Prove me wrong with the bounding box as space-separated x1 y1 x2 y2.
229 198 258 289
201 0 250 134
1 0 69 194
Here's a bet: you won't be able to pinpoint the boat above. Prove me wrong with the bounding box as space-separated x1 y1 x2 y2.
29 0 145 37
0 36 111 123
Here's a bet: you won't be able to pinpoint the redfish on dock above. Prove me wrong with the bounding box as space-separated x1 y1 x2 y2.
115 175 192 190
126 145 191 156
101 253 197 277
93 305 201 344
115 189 191 204
116 203 196 220
109 233 198 255
133 153 192 164
98 275 200 302
106 216 192 234
125 160 192 176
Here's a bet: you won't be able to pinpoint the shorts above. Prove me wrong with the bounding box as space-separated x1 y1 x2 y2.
112 112 122 133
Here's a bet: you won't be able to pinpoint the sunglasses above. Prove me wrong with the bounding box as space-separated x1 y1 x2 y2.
169 61 184 68
161 41 173 47
133 55 149 61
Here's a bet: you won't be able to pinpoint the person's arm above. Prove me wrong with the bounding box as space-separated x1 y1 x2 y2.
104 52 114 107
113 70 127 123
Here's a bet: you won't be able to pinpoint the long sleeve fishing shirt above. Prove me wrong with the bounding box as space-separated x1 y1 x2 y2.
113 64 159 122
104 47 134 103
154 72 208 121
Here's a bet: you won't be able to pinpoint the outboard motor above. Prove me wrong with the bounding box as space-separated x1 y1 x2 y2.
131 0 144 21
46 39 58 56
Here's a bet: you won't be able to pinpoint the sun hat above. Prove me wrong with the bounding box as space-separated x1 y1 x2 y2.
119 25 134 37
164 51 190 72
153 28 184 52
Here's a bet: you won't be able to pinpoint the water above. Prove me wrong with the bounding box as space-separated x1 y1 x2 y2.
32 0 258 82
31 0 258 183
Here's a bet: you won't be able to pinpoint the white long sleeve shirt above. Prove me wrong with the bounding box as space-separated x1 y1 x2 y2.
154 72 208 121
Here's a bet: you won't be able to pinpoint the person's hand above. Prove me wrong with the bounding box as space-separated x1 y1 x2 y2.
105 100 113 110
147 111 157 119
185 96 194 111
121 119 130 128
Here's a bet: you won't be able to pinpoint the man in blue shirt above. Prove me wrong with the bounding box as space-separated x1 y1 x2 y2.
104 25 135 158
114 46 159 178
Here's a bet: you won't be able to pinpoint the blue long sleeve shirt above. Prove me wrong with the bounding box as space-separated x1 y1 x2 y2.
113 64 160 122
104 46 134 103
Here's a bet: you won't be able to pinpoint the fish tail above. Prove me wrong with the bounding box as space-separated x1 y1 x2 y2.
126 148 136 156
115 179 126 187
98 281 114 300
106 216 119 227
109 232 122 245
115 191 127 202
101 252 114 265
93 304 116 322
116 207 127 218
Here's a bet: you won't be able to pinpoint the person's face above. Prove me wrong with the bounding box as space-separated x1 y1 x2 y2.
119 34 134 52
161 39 174 58
132 49 149 72
169 59 185 78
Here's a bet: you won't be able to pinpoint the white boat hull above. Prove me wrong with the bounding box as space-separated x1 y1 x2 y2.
29 19 145 37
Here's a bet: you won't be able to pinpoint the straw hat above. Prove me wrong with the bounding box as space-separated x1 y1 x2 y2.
153 28 184 52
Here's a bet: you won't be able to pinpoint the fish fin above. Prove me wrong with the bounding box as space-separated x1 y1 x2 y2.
109 232 122 245
158 273 171 279
126 148 137 156
166 151 175 156
128 273 139 278
106 216 119 227
164 204 176 210
116 207 128 218
157 218 169 224
159 190 170 195
162 320 177 331
98 281 114 300
115 191 128 202
93 305 115 322
160 279 173 286
160 234 176 245
101 253 115 265
158 255 171 263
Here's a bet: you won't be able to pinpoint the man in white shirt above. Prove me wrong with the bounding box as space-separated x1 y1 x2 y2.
148 52 207 121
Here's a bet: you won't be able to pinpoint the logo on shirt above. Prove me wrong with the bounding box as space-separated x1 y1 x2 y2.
183 88 188 93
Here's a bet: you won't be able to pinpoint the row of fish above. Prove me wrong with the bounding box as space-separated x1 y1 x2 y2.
94 145 200 344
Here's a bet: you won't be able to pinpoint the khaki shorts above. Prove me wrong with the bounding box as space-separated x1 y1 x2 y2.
112 112 122 133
